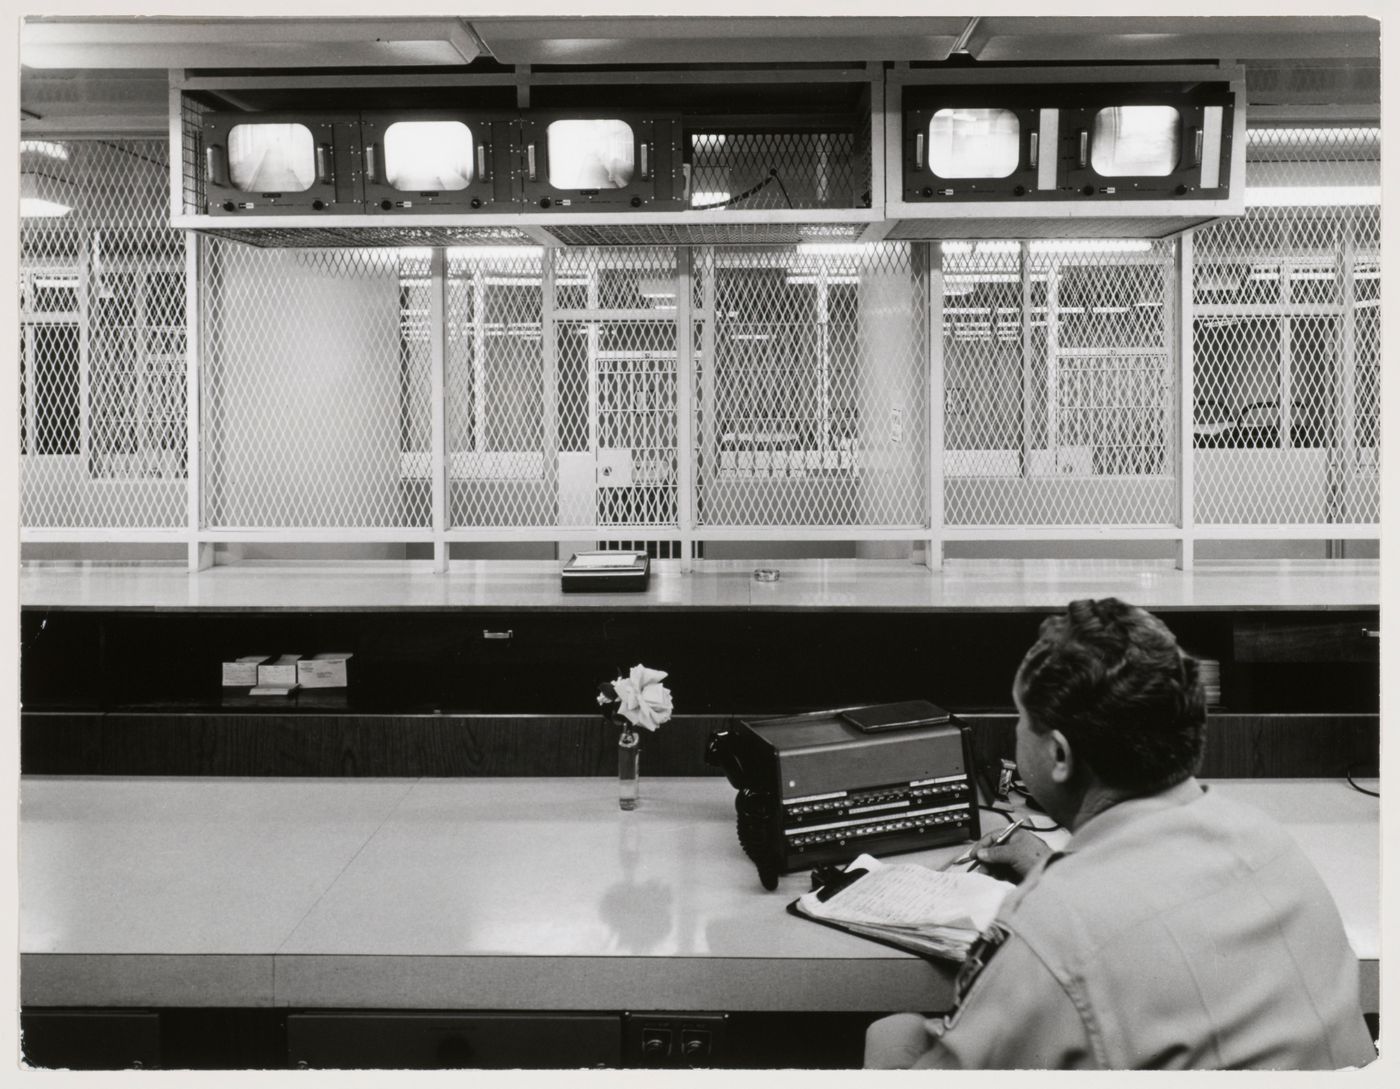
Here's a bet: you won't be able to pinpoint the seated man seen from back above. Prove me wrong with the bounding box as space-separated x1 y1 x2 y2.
865 597 1375 1071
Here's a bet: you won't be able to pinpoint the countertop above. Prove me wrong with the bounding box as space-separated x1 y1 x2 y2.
19 776 1379 1014
19 558 1381 612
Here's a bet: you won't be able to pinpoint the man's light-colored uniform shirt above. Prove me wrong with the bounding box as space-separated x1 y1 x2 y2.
884 779 1375 1069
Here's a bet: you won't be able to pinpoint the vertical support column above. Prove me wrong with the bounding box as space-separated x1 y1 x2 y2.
1174 232 1196 571
185 232 213 571
1044 265 1060 475
675 247 696 571
429 247 448 573
1278 260 1294 453
699 249 717 544
471 271 486 453
541 247 559 552
167 70 185 219
1019 241 1033 478
77 231 92 482
1336 232 1358 534
867 61 886 215
925 241 946 571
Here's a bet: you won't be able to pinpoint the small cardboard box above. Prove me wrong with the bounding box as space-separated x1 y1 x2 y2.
222 655 271 686
257 654 302 687
297 652 353 689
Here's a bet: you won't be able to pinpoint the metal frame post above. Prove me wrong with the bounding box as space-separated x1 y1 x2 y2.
675 246 696 570
1175 232 1196 570
925 241 946 570
429 246 448 571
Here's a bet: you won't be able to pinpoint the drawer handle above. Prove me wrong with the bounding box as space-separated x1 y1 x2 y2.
1362 628 1380 639
483 629 513 641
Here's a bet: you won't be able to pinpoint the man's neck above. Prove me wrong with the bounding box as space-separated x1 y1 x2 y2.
1062 782 1137 834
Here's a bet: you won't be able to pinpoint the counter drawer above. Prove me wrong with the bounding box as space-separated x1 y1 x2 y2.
1233 613 1380 663
286 1011 620 1069
21 1009 161 1070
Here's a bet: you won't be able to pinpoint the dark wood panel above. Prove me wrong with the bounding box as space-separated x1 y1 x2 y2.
20 713 104 774
23 713 731 777
1234 612 1380 663
958 714 1379 780
22 712 1376 780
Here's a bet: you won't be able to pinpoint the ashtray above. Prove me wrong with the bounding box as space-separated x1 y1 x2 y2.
753 568 781 582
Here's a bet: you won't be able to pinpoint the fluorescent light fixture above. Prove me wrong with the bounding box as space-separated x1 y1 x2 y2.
690 191 732 206
939 242 972 255
945 273 1019 285
1247 270 1281 282
1091 306 1131 315
976 241 1020 255
447 246 543 260
796 243 872 256
638 276 676 299
731 333 771 341
34 276 80 289
1247 127 1380 146
1246 187 1380 207
1030 240 1153 253
20 140 69 160
785 275 860 285
20 173 71 217
692 134 728 148
398 248 434 260
1290 269 1338 282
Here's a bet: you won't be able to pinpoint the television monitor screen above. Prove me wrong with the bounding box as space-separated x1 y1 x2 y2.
546 119 636 189
228 124 317 192
1091 106 1180 177
928 108 1020 178
383 120 474 191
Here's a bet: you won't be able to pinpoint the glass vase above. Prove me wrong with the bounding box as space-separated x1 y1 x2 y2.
617 725 641 810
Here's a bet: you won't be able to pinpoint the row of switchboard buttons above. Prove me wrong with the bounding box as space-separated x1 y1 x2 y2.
788 808 969 848
785 779 968 817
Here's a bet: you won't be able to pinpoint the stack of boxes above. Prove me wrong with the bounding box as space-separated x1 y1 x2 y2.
221 652 353 697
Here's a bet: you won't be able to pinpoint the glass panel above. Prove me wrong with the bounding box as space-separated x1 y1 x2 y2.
547 119 635 189
228 123 317 192
1091 106 1180 177
928 108 1020 178
384 120 474 191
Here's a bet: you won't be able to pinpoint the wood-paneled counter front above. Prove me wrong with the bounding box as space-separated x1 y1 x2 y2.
20 776 1379 1061
21 559 1380 781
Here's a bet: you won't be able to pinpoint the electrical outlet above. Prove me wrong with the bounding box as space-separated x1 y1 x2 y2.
624 1013 727 1068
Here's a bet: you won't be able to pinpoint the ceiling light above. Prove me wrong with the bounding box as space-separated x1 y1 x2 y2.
1245 187 1379 208
20 172 71 217
20 140 69 160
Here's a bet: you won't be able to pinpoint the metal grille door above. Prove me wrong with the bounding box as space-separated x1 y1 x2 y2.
693 244 928 529
943 240 1176 527
20 138 188 528
1192 126 1380 527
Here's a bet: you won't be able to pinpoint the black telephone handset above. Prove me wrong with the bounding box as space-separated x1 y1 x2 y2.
706 727 781 890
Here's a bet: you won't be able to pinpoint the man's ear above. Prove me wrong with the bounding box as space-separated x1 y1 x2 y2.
1047 729 1074 784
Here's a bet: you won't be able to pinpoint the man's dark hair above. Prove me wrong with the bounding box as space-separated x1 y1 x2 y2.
1015 597 1207 794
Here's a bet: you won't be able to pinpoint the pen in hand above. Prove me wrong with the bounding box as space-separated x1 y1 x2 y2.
951 818 1027 873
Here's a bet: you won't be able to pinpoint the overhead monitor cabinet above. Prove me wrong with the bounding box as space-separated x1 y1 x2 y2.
886 65 1245 227
202 109 687 216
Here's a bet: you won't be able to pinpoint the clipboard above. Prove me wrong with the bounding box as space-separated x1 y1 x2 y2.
785 898 953 964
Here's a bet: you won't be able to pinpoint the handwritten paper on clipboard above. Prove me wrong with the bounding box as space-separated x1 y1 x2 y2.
791 853 1012 961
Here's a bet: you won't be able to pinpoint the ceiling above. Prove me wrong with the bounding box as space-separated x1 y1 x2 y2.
19 14 1381 128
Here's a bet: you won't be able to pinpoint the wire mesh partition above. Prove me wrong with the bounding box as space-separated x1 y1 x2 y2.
202 243 432 530
20 138 188 529
942 240 1177 528
1192 126 1380 528
19 124 1381 559
693 244 929 529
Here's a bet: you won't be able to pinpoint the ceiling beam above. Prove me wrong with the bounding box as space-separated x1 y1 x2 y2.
20 17 481 69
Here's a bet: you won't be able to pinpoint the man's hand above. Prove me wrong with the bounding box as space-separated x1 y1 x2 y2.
972 826 1052 884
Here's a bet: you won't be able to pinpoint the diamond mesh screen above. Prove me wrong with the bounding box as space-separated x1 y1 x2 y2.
20 138 189 528
202 243 432 528
1192 126 1380 526
943 240 1176 526
694 243 928 528
446 247 682 530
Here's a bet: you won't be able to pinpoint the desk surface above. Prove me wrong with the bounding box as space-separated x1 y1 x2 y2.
19 776 1378 1014
18 557 1381 612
